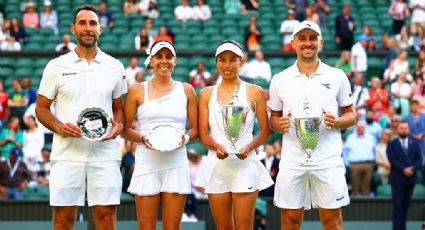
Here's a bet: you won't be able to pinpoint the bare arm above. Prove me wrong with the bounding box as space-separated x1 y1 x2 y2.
35 94 82 138
323 105 356 130
270 110 291 134
183 83 198 142
121 84 144 144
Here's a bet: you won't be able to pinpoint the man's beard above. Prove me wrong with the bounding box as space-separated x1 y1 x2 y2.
77 34 98 48
399 133 408 139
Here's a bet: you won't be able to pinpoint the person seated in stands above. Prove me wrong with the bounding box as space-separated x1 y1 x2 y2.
192 0 211 21
9 18 26 44
55 33 76 52
1 35 21 51
244 16 261 51
121 140 136 193
123 0 141 16
375 129 392 185
8 79 29 127
188 62 211 89
125 57 143 87
134 27 153 52
0 117 24 160
224 0 243 15
40 1 58 34
246 50 272 81
335 51 352 77
98 1 114 29
22 115 44 171
140 0 159 19
153 26 173 43
0 148 31 199
134 71 145 84
30 147 50 188
175 0 194 21
241 0 259 14
22 2 38 30
280 9 299 52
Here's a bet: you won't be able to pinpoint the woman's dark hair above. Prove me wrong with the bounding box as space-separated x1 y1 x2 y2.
73 4 100 24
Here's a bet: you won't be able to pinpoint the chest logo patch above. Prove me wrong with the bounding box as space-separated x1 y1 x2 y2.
62 72 77 76
321 83 331 89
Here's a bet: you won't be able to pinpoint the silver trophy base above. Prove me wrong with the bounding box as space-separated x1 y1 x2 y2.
299 158 318 167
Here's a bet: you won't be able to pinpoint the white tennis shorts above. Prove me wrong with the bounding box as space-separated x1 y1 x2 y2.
127 167 191 196
274 166 350 210
49 161 122 207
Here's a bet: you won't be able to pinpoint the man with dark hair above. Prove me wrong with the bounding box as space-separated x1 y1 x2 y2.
36 4 126 230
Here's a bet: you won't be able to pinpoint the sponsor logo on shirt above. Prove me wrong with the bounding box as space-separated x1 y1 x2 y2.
321 83 331 89
336 195 345 201
62 72 77 76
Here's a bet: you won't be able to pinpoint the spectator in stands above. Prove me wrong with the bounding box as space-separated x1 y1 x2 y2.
391 71 413 119
241 0 259 14
384 50 411 83
365 110 383 141
362 25 376 51
185 147 207 221
188 62 211 89
21 77 36 106
143 18 157 37
304 6 319 25
22 2 38 30
0 117 24 160
175 0 194 21
380 32 391 51
123 0 141 16
144 64 154 81
20 0 36 12
414 50 425 81
8 79 29 127
314 0 330 27
22 115 44 171
224 0 242 15
125 57 143 87
367 77 388 121
335 4 356 50
134 71 144 84
387 121 422 230
1 35 21 51
384 38 399 69
139 0 159 19
387 113 401 138
192 0 211 21
121 140 136 193
9 18 26 44
413 84 425 113
375 129 392 184
30 146 50 188
285 0 309 21
0 80 9 127
153 25 173 43
406 98 425 153
409 0 425 36
23 100 54 150
395 25 414 50
55 33 77 52
239 52 249 79
0 19 10 43
273 140 282 159
351 35 369 79
352 73 369 120
244 16 261 51
388 0 409 35
0 148 31 199
335 50 352 77
259 143 279 197
99 1 113 29
280 9 299 52
345 121 376 196
246 50 271 81
40 0 58 34
134 27 153 52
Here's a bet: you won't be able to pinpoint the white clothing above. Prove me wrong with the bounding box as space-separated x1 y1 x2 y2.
194 82 273 193
174 5 194 21
280 19 300 45
24 103 53 135
246 60 272 81
38 48 127 162
133 81 188 176
128 166 191 195
391 81 412 98
410 0 425 23
125 66 144 86
192 5 211 21
350 42 367 72
274 166 350 209
54 42 77 52
1 41 20 51
352 85 370 118
49 161 122 206
386 59 411 82
23 128 45 169
375 142 390 176
134 35 153 50
269 60 353 170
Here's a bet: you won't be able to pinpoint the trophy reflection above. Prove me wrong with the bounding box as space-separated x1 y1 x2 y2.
292 99 321 166
220 88 250 155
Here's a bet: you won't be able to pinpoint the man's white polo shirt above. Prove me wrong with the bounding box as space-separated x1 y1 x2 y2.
269 61 353 170
38 49 127 162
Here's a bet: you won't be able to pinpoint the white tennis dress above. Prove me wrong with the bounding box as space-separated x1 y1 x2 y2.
194 82 273 193
127 81 191 196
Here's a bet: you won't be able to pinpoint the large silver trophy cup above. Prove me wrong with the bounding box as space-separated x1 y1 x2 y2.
292 99 322 167
219 88 250 155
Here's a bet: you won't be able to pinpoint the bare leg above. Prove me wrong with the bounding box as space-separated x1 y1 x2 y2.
53 206 77 230
161 193 187 230
319 208 342 230
232 191 258 230
281 208 304 230
93 205 117 230
208 193 234 230
135 194 160 230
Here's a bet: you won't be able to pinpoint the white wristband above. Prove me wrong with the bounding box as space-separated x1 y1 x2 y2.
183 134 190 145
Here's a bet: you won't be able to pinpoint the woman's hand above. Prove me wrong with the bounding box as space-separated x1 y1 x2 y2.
215 144 228 160
141 136 156 150
237 146 250 160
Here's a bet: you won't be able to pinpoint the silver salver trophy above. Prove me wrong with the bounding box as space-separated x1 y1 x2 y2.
217 88 250 155
292 98 322 166
77 107 112 141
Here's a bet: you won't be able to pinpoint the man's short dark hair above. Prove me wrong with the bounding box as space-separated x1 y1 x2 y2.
73 4 100 24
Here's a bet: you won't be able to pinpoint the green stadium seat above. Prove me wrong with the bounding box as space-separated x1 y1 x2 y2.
376 184 392 197
25 27 37 36
192 42 212 51
44 42 57 51
0 58 15 68
39 27 55 35
121 192 134 201
203 26 220 35
175 42 190 51
368 57 384 78
15 68 34 77
24 42 43 51
100 42 119 51
187 141 208 155
112 26 128 35
29 34 46 43
0 68 14 77
15 58 34 68
189 57 206 67
34 68 45 78
268 58 286 69
101 34 118 43
413 184 425 198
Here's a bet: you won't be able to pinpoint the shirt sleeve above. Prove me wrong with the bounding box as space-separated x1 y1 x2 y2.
112 62 127 99
337 70 353 107
268 75 283 111
38 61 58 100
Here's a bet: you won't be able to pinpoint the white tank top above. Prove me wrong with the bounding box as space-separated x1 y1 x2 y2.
208 82 256 160
133 80 188 176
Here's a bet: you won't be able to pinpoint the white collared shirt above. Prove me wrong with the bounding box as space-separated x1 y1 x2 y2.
351 42 368 72
38 48 127 162
246 59 272 81
269 60 353 170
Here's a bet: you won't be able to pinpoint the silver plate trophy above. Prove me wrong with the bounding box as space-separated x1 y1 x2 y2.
148 124 181 152
217 88 250 155
77 107 112 141
292 98 322 167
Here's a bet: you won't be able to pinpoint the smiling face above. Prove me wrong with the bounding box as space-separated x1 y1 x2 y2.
71 9 102 48
150 48 176 77
291 29 323 62
216 51 241 80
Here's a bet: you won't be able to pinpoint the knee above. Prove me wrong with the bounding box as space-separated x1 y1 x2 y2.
138 222 156 230
54 213 76 230
94 208 116 227
321 216 342 230
162 223 181 230
282 215 302 230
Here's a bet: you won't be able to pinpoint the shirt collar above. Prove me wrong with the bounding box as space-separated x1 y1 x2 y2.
291 59 326 77
70 47 103 64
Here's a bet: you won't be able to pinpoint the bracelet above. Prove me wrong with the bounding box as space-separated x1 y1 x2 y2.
140 135 145 144
183 134 190 145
